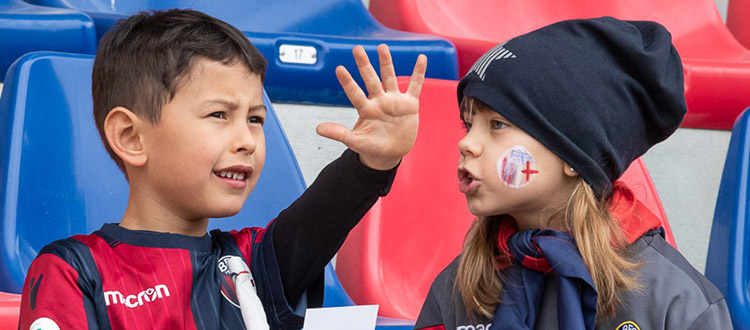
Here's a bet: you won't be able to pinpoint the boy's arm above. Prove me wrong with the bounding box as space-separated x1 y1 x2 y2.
273 44 426 304
19 251 100 329
272 148 397 304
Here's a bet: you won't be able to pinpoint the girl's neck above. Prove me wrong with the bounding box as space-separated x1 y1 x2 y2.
510 210 567 232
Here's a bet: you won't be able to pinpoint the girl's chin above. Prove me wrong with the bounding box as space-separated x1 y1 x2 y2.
466 206 497 218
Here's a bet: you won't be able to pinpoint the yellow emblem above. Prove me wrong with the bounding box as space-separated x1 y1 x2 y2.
616 321 640 330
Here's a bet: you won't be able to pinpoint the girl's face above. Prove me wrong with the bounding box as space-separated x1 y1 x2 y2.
457 101 577 230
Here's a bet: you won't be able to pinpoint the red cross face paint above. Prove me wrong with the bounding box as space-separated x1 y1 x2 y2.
498 145 538 189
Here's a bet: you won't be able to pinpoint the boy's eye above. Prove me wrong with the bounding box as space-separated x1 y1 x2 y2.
209 112 226 119
490 120 508 130
248 116 265 125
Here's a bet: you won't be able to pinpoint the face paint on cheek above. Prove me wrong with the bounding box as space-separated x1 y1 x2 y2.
497 145 539 189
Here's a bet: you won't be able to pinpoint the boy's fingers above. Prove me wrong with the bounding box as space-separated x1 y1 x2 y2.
336 66 368 110
378 44 398 92
407 54 427 98
353 46 384 98
316 122 352 145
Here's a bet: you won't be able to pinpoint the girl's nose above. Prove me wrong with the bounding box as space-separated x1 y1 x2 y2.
458 130 482 158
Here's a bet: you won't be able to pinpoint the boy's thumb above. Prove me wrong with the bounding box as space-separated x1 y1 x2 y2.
316 122 351 145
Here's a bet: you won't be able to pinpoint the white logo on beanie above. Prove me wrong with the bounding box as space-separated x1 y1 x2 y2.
470 41 516 81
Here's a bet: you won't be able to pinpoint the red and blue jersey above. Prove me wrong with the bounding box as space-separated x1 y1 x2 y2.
19 222 318 330
19 150 397 330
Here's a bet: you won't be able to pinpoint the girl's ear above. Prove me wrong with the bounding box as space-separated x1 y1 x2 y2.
563 163 578 177
104 107 148 167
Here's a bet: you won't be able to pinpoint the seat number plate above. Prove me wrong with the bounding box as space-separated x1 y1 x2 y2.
279 44 317 65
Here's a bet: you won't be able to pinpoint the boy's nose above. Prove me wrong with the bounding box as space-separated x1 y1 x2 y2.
233 125 257 155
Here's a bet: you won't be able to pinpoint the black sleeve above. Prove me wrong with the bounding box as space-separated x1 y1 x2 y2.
272 149 397 305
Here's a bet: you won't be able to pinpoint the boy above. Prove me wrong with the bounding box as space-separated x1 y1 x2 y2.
18 9 426 329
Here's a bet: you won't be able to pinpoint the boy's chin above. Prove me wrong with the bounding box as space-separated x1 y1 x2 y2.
211 207 244 219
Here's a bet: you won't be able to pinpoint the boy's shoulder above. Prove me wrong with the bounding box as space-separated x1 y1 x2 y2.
37 231 105 270
33 224 266 271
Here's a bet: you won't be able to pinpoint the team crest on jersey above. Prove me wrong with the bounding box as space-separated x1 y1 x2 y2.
218 255 244 308
29 317 60 330
615 321 640 330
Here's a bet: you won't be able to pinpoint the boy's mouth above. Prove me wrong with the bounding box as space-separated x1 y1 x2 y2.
216 170 246 181
214 165 254 182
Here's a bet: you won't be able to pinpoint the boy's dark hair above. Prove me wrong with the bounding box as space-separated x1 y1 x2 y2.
92 9 267 175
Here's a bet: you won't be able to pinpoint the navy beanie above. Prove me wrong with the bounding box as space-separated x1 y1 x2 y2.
457 16 687 198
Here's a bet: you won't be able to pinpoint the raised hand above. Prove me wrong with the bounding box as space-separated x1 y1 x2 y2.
316 44 427 170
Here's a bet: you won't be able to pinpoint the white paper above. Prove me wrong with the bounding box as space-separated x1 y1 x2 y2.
303 305 379 330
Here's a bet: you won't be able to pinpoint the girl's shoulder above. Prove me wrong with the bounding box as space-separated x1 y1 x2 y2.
598 230 732 329
434 256 461 284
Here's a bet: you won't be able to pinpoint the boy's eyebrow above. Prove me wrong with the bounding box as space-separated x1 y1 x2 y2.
203 99 266 112
248 104 267 112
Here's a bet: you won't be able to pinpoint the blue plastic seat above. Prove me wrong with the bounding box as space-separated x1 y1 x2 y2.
705 107 750 330
0 0 96 81
25 0 458 106
0 51 411 329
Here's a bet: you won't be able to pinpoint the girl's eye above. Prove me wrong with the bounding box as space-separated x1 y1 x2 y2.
490 120 508 130
462 121 472 133
248 116 265 125
209 112 226 119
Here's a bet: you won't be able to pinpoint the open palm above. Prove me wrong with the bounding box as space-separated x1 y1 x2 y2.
317 44 427 170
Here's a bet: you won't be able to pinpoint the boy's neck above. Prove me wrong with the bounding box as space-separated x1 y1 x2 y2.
119 190 210 237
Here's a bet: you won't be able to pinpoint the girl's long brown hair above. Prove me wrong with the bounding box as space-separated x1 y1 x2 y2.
456 179 642 321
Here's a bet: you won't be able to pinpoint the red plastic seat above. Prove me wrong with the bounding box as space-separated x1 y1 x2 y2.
728 0 750 49
0 292 19 330
369 0 750 130
336 78 676 320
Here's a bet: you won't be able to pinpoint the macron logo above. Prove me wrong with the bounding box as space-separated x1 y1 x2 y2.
104 284 170 308
457 324 492 330
469 41 516 81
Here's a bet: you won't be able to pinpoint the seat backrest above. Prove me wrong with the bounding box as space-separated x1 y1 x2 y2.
0 51 305 293
371 0 746 72
728 0 750 49
0 0 97 81
27 0 383 36
336 78 675 320
377 0 732 52
705 107 750 330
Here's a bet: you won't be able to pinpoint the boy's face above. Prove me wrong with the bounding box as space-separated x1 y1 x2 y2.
140 59 266 221
457 106 575 229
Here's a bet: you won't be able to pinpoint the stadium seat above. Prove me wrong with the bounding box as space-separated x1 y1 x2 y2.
369 0 750 130
25 0 459 106
0 51 410 328
336 78 676 320
0 291 19 330
0 0 96 81
728 0 750 49
705 107 750 330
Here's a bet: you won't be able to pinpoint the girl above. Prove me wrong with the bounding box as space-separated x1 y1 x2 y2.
414 17 733 330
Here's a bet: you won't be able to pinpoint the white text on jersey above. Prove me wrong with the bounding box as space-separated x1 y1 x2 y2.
104 284 170 308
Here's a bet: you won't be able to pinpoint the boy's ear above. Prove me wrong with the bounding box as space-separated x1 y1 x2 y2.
563 163 578 177
104 107 148 167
